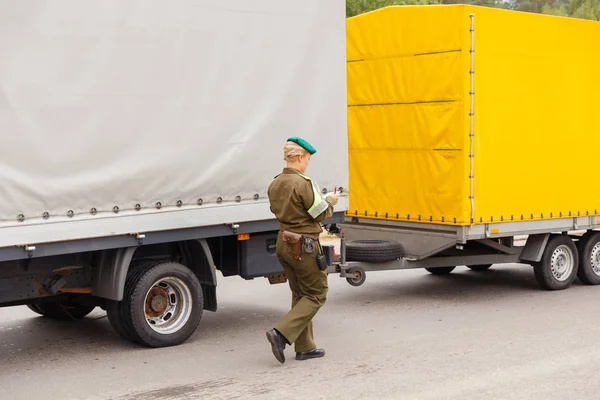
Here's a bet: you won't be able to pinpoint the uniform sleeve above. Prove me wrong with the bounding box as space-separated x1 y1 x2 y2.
267 181 277 215
297 180 315 211
313 197 335 223
297 180 334 222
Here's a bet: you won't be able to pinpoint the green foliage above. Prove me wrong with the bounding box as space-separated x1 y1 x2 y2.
441 0 506 8
570 0 600 19
346 0 600 20
346 0 441 18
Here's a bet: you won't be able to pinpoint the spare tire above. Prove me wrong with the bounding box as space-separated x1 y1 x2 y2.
346 240 403 263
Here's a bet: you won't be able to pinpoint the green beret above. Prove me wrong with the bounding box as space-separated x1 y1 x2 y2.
287 137 317 155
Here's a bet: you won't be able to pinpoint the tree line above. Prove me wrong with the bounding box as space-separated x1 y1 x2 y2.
346 0 600 20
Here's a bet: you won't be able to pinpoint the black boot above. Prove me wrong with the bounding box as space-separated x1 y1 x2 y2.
296 348 326 361
266 329 287 364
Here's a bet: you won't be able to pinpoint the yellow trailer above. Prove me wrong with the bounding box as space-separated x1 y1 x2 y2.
332 6 600 291
346 5 600 226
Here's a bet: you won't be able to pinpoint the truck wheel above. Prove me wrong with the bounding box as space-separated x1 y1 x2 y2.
468 264 492 271
110 262 203 348
27 301 95 320
576 232 600 285
346 240 403 263
27 304 43 315
106 299 133 341
533 235 578 290
106 263 151 342
425 267 455 275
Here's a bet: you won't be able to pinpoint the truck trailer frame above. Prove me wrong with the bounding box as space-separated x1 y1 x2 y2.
329 216 600 291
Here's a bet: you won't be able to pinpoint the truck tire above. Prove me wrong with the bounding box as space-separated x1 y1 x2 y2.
108 262 203 348
27 301 95 320
27 304 43 315
533 235 578 290
345 240 403 263
106 299 133 341
106 263 150 342
576 232 600 285
468 264 492 271
425 267 455 275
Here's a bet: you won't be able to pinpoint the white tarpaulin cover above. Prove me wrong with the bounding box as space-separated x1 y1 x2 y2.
0 0 348 246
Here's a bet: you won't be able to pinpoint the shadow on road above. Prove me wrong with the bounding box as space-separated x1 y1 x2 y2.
329 265 570 305
0 265 585 362
0 313 132 356
0 302 286 361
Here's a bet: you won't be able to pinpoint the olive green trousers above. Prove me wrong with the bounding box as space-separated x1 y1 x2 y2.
274 236 328 353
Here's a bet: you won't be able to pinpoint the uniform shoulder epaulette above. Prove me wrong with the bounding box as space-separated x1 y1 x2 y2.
296 172 312 181
272 173 281 179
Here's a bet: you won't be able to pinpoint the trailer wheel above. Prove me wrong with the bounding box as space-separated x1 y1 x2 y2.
27 301 95 320
425 267 455 275
107 262 203 347
576 232 600 285
468 264 492 271
533 235 578 290
345 267 366 287
346 240 403 263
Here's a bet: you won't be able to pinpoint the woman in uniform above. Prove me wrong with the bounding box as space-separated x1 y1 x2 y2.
266 137 339 364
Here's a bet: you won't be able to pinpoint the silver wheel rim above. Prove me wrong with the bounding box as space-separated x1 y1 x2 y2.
590 242 600 277
550 245 574 282
144 277 193 335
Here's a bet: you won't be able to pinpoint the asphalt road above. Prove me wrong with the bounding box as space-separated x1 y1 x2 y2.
1 263 599 400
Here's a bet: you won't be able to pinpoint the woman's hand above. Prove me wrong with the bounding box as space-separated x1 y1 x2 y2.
326 194 339 205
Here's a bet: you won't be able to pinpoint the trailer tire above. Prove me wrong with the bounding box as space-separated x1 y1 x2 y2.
533 235 578 290
425 267 455 275
468 264 492 271
345 240 403 263
118 262 203 348
576 232 600 285
27 301 95 320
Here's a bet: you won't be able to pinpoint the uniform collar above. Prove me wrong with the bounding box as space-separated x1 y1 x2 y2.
282 167 302 175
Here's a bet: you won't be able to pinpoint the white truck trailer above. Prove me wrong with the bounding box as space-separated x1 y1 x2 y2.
0 0 348 347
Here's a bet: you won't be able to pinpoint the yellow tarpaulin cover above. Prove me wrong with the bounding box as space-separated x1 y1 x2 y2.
347 5 600 226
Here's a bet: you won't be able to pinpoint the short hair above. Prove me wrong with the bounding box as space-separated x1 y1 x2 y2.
283 141 308 162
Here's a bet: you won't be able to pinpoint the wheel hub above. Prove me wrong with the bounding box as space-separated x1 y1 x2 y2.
145 287 169 317
550 245 574 281
143 277 193 335
591 243 600 276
